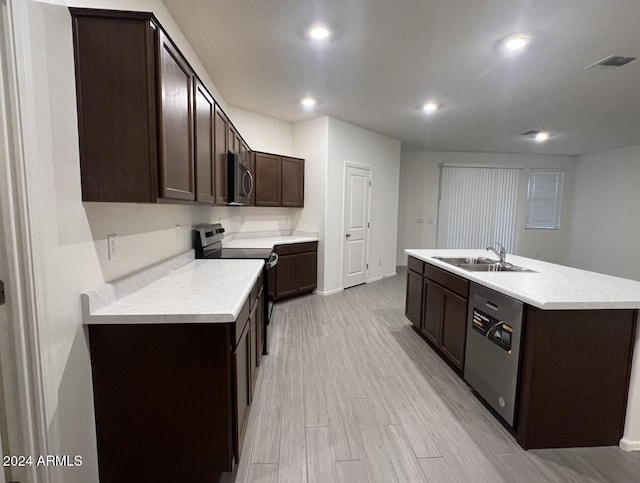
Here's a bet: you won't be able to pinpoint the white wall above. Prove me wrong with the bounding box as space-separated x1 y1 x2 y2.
291 117 329 290
226 106 293 156
325 118 401 291
24 2 295 481
396 150 576 265
566 144 640 280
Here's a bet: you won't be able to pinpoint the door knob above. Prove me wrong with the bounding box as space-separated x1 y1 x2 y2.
345 233 351 239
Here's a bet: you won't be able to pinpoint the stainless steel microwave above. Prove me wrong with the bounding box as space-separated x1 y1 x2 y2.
227 151 253 205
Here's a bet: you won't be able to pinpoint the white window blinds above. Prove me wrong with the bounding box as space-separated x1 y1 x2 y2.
526 170 564 230
437 166 520 252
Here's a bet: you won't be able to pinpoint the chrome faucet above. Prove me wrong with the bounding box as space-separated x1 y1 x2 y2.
487 242 507 264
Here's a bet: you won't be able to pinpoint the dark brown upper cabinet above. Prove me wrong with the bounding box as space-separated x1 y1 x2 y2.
194 80 215 203
72 9 199 203
71 10 159 203
71 8 304 207
213 105 229 204
158 30 195 201
254 152 305 207
281 157 305 207
229 125 240 154
255 153 282 206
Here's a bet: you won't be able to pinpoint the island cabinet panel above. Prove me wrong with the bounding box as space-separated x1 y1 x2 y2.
281 157 305 207
157 31 195 201
406 256 469 372
214 105 229 204
516 307 637 450
272 242 318 300
194 80 215 203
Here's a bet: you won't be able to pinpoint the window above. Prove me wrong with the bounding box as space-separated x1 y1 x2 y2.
437 166 520 252
526 170 564 230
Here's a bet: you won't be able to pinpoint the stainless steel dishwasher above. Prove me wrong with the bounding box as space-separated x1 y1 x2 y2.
464 282 524 427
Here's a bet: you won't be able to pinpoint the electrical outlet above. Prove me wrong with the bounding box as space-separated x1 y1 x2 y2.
175 225 181 242
107 234 118 261
378 258 382 266
427 218 434 225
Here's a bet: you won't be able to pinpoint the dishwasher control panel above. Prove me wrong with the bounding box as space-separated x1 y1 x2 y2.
471 308 513 352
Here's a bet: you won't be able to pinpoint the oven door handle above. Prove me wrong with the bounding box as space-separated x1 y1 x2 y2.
268 252 279 268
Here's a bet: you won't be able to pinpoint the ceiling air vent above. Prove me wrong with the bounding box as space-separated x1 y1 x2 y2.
585 55 637 69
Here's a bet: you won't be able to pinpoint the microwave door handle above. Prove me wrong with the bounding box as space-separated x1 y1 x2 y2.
245 170 254 197
241 170 250 197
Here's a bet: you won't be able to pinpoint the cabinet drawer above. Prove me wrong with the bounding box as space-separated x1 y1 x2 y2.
424 264 469 298
408 256 424 275
275 241 318 256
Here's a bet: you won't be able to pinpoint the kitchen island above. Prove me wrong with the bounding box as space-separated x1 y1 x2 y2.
405 249 639 450
82 252 265 483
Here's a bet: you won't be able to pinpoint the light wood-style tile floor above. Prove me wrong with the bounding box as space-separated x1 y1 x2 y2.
222 268 640 483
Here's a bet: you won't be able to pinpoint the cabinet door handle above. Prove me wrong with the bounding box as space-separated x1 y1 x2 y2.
345 233 351 239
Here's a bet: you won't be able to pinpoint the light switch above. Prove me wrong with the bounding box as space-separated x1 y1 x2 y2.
416 218 424 224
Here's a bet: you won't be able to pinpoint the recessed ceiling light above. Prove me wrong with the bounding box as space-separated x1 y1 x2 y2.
502 34 530 52
422 101 439 114
300 97 317 107
308 25 331 40
535 131 550 143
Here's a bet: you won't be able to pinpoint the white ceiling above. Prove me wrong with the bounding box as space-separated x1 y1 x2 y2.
162 0 640 155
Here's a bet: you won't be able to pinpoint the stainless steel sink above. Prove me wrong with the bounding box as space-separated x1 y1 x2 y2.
433 256 537 273
456 263 536 273
433 256 496 265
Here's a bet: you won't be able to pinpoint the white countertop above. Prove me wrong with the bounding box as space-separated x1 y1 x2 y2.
406 249 640 310
84 259 264 324
224 235 317 249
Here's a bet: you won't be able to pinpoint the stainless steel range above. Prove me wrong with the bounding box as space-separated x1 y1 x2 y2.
193 224 278 354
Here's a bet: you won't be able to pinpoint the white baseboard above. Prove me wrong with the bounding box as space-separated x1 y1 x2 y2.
367 271 397 283
313 287 344 296
619 438 640 451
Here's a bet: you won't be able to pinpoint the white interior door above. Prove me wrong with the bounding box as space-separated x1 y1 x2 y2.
342 165 371 289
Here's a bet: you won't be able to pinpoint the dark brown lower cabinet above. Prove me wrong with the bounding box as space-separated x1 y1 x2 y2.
296 251 317 292
234 318 251 462
422 278 468 371
89 277 264 482
272 242 318 301
405 270 423 328
256 288 264 367
438 288 467 369
405 256 469 372
421 279 442 345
